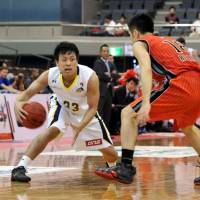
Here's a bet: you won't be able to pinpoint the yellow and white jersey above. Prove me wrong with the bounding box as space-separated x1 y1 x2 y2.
48 64 93 115
47 65 113 150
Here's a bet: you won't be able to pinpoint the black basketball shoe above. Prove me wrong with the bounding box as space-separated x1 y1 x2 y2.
194 176 200 185
95 162 136 184
11 166 31 182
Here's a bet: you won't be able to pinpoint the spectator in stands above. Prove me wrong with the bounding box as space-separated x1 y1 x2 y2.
2 62 8 68
110 77 139 134
118 69 137 86
108 54 121 86
114 15 129 36
25 68 40 88
165 6 179 24
103 14 116 36
0 66 19 93
108 54 114 64
176 37 200 64
89 14 116 36
13 73 25 91
190 11 200 37
93 44 116 131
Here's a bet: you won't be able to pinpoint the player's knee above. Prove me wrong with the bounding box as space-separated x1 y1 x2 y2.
46 127 60 141
121 106 130 118
182 125 193 134
121 105 136 120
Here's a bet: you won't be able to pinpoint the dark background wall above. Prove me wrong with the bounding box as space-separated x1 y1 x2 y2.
0 0 82 22
61 0 82 23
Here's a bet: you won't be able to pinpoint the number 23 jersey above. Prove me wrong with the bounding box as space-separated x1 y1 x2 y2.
48 64 94 115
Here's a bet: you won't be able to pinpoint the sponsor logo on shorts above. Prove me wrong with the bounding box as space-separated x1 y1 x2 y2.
86 139 102 146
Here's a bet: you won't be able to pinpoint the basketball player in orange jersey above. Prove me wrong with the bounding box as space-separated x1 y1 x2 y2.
11 42 118 182
95 14 200 184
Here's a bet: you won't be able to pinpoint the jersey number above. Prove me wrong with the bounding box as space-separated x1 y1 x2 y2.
63 100 79 112
164 40 193 62
164 40 185 53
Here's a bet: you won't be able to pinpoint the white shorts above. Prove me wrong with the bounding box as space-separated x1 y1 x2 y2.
48 95 113 150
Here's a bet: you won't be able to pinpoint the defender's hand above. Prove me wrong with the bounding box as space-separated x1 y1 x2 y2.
136 103 151 126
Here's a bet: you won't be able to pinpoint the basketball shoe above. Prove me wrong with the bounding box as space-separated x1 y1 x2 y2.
194 156 200 185
95 162 136 184
11 166 31 182
194 176 200 185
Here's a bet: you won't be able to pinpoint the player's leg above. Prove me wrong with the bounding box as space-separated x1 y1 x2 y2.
11 126 60 182
182 125 200 185
99 146 118 165
11 95 66 182
95 80 183 183
96 105 137 183
182 125 200 155
73 112 118 166
95 113 118 165
25 126 60 160
120 105 138 152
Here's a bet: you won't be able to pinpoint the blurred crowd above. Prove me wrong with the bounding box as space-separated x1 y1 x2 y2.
81 0 200 37
81 14 129 37
0 62 50 94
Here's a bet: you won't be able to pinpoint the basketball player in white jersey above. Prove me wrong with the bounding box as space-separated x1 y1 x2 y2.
11 42 118 182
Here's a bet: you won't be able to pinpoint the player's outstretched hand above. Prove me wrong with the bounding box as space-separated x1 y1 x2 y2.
136 103 151 126
71 123 81 146
14 101 28 123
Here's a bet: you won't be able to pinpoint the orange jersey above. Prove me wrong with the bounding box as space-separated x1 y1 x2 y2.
129 35 200 129
138 35 200 80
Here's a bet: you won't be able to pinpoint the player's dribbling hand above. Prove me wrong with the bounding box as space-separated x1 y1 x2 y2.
14 101 28 123
71 123 81 146
136 103 151 126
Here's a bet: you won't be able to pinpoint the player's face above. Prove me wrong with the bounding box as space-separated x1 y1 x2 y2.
57 52 78 77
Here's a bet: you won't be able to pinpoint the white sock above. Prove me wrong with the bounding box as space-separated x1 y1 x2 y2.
17 155 32 169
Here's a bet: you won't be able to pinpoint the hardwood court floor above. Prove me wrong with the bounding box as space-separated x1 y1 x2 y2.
0 133 200 200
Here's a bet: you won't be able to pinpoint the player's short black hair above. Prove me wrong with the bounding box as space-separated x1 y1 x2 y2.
54 42 79 61
128 14 154 34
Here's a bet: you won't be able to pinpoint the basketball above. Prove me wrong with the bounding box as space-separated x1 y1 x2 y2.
22 102 46 129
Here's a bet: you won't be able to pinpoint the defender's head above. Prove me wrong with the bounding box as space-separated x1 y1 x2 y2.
128 14 154 42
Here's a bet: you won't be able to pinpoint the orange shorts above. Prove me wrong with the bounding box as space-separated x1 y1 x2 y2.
130 71 200 128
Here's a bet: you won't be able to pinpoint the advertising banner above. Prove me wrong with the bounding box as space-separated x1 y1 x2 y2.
5 94 49 141
0 94 13 140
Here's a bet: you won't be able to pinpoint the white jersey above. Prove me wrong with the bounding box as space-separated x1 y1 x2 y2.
47 64 113 150
48 64 94 115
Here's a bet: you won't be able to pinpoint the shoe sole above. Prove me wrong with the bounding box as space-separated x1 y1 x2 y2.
11 176 31 183
95 171 116 180
194 181 200 185
95 171 133 184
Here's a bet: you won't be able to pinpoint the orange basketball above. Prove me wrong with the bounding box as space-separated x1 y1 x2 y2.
22 102 46 129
